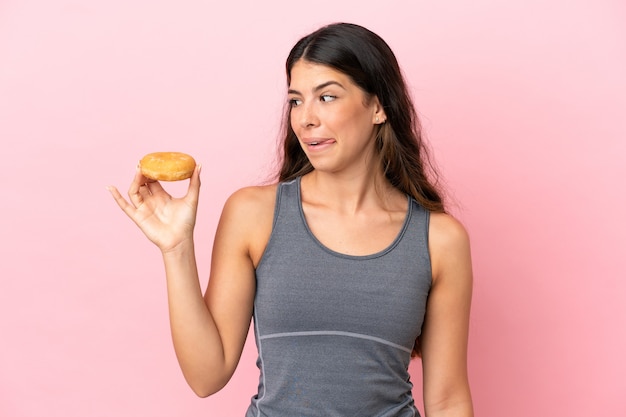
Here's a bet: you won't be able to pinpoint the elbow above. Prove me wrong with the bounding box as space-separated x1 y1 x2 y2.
192 388 212 399
424 378 473 416
424 391 473 417
178 356 237 398
190 382 212 398
187 375 230 398
190 384 219 399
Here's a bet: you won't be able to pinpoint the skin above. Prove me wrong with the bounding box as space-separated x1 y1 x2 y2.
108 59 473 416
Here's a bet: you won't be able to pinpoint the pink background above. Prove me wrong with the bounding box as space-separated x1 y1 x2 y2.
1 1 624 416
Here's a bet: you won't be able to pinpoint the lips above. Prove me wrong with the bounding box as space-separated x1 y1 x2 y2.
304 138 336 148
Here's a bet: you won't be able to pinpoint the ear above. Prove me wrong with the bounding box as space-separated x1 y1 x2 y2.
372 97 387 124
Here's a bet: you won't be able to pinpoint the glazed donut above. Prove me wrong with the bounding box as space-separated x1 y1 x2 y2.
139 152 196 181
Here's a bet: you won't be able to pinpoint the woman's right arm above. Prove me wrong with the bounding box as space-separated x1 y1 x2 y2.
109 166 268 397
163 187 258 397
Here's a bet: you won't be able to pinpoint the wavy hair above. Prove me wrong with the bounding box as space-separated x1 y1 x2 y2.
277 22 445 216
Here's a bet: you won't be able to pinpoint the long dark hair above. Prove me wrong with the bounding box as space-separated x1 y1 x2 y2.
277 22 445 215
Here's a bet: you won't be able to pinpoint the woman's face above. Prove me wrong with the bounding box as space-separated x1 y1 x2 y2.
288 60 385 175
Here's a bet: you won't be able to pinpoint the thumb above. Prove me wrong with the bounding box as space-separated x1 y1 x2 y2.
185 164 201 204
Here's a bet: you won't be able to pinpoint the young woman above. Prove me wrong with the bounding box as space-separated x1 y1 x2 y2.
109 22 473 417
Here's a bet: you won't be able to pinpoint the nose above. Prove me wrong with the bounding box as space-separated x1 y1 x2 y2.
296 101 319 129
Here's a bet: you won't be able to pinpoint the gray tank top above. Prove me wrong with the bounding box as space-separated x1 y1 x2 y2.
246 177 431 417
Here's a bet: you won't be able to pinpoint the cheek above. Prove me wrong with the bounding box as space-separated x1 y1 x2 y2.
334 109 374 137
322 107 354 130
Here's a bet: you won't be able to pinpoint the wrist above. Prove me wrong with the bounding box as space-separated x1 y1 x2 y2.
160 236 195 257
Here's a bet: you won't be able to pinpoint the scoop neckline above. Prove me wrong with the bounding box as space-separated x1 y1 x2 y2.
295 176 412 260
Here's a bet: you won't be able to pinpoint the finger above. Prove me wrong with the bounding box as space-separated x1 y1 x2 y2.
107 185 137 219
134 163 157 185
144 178 167 198
185 164 202 205
128 166 153 206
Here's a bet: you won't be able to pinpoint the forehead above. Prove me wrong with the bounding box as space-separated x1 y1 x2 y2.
288 60 353 89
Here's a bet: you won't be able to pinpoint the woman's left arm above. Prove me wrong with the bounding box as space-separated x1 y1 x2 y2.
420 212 474 417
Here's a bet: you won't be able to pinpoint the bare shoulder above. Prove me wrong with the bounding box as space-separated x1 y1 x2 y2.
220 184 278 266
223 184 277 214
429 212 470 250
428 212 472 283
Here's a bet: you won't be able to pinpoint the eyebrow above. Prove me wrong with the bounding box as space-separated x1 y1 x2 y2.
288 81 345 95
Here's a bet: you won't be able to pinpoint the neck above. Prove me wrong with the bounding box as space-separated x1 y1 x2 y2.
301 168 398 214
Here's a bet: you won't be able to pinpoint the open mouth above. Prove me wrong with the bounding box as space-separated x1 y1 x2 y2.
306 139 335 147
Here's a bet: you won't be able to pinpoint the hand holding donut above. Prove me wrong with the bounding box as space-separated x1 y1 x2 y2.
107 152 201 252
